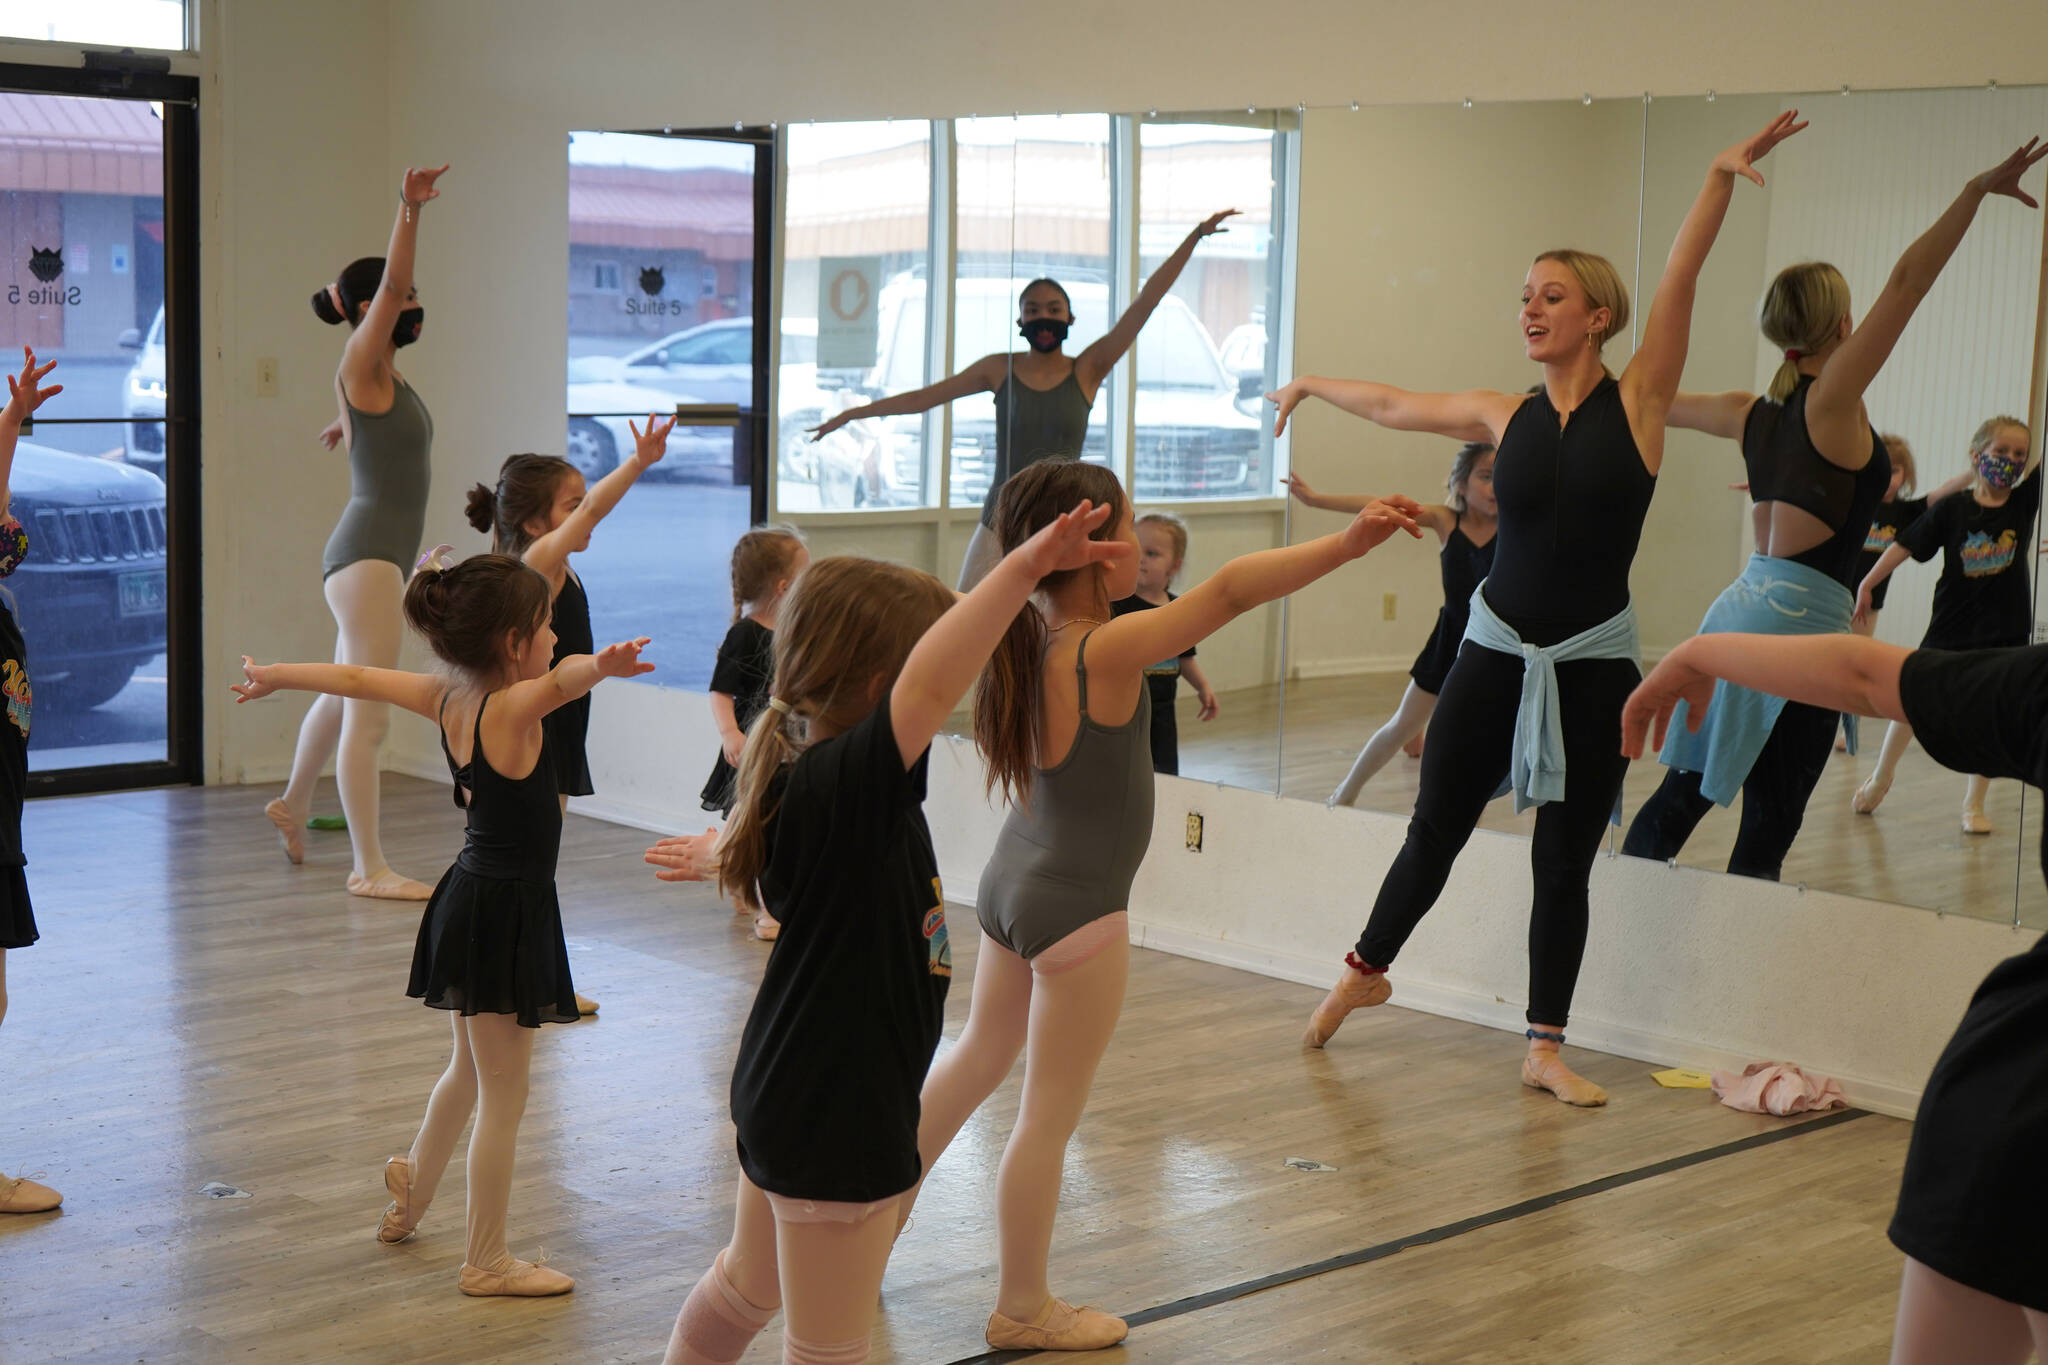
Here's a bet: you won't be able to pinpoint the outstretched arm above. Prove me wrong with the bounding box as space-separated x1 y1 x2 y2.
890 501 1135 768
0 347 61 514
1666 390 1757 442
525 416 675 580
231 657 444 722
1923 470 1974 505
809 355 1001 441
341 164 447 396
1810 138 2046 436
1625 112 1806 447
1091 497 1425 676
1623 633 1909 758
1076 210 1239 392
1267 376 1515 445
1852 544 1914 627
496 637 655 731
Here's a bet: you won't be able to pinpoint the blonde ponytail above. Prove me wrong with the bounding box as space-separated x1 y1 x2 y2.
1759 262 1852 404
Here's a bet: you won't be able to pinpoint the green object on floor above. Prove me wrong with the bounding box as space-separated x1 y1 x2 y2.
306 814 348 830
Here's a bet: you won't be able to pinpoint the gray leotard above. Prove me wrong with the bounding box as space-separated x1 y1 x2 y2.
977 629 1155 959
321 378 434 579
979 369 1092 527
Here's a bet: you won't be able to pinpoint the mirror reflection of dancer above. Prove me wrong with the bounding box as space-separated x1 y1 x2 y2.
0 350 61 1215
1267 112 1806 1106
1620 137 2045 877
647 510 1132 1365
1287 441 1498 807
808 211 1239 590
1624 631 2048 1364
235 555 654 1296
265 164 448 900
1854 410 2041 833
1107 511 1221 775
902 460 1419 1352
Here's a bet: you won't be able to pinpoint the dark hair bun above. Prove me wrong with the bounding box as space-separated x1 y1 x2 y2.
464 483 498 535
311 287 345 325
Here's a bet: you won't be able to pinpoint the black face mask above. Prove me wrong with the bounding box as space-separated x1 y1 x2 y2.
1019 317 1069 352
392 306 425 348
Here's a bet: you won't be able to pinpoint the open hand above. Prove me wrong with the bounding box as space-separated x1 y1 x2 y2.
1970 137 2048 208
1338 495 1425 557
1190 209 1241 239
630 414 676 467
806 410 852 442
1283 472 1323 506
1266 379 1309 438
1851 582 1877 630
318 417 345 451
1712 110 1807 187
1621 646 1715 759
1197 691 1219 722
230 655 278 703
646 828 721 883
1018 499 1135 579
596 637 656 679
401 164 450 206
3 347 60 422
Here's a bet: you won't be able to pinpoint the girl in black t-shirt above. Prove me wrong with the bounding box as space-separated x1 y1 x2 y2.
646 506 1133 1365
1854 415 2038 832
0 349 60 1216
1624 628 2048 1359
699 525 808 940
1107 511 1219 775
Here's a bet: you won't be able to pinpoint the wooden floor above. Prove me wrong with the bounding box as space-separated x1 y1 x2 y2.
3 777 1921 1363
1172 672 2046 929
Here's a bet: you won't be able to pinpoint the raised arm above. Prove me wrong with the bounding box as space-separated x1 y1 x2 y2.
1923 469 1975 505
809 355 1003 441
1666 390 1757 443
496 637 654 732
1624 112 1806 452
1090 497 1424 677
890 501 1134 767
340 164 447 396
1809 139 2046 437
1623 633 1910 759
1076 210 1239 392
0 348 61 514
1267 376 1516 445
524 415 674 581
232 657 445 721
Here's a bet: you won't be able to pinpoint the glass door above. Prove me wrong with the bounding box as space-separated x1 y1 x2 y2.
0 65 200 793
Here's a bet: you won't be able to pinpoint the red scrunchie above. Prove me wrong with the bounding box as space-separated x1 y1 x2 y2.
1784 348 1803 362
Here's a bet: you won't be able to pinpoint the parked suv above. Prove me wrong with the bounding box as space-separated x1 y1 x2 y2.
118 305 167 476
11 438 169 710
791 276 1265 509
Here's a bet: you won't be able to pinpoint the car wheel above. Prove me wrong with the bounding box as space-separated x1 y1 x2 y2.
46 658 140 712
566 420 618 479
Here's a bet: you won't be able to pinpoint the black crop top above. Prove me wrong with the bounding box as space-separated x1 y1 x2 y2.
1482 376 1657 645
1741 376 1892 587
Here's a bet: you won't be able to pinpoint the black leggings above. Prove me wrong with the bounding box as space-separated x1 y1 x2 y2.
1355 641 1639 1028
1620 699 1839 881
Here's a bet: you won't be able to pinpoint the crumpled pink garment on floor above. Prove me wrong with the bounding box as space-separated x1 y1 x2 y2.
1710 1061 1847 1115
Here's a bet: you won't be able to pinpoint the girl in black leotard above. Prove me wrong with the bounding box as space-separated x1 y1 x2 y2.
1266 111 1806 1107
1619 142 2042 878
1286 442 1498 806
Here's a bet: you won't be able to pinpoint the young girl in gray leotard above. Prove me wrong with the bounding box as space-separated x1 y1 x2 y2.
897 458 1423 1354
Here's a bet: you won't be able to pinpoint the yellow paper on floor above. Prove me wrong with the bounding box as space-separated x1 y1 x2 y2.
1652 1068 1714 1089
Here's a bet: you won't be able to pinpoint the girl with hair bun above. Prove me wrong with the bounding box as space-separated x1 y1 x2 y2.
1622 136 2046 875
233 550 654 1298
465 415 674 1011
263 163 448 902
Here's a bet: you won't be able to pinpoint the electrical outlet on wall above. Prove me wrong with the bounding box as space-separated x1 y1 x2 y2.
1382 592 1397 621
1185 812 1203 852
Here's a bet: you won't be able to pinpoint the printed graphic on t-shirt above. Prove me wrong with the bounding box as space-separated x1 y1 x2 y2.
1143 658 1181 679
1863 522 1899 553
1961 529 2019 578
2 657 28 738
924 876 950 978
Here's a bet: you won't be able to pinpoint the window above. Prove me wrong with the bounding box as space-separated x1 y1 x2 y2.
950 115 1114 510
1132 121 1283 501
776 119 933 512
592 260 621 292
0 1 186 49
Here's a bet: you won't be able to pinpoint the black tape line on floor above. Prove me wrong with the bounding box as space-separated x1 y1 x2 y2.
936 1106 1871 1364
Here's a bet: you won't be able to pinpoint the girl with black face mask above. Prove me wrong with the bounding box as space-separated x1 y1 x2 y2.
262 163 448 904
808 209 1238 589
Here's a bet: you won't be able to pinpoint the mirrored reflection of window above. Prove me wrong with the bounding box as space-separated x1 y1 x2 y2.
951 115 1114 510
1134 122 1279 502
778 121 934 512
0 1 186 48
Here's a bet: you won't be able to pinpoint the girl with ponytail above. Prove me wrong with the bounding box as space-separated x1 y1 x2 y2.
264 162 448 902
233 550 653 1298
464 416 674 1014
644 507 1133 1365
899 459 1421 1353
1622 134 2045 874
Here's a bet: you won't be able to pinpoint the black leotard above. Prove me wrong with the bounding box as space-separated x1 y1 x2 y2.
1740 377 1890 586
